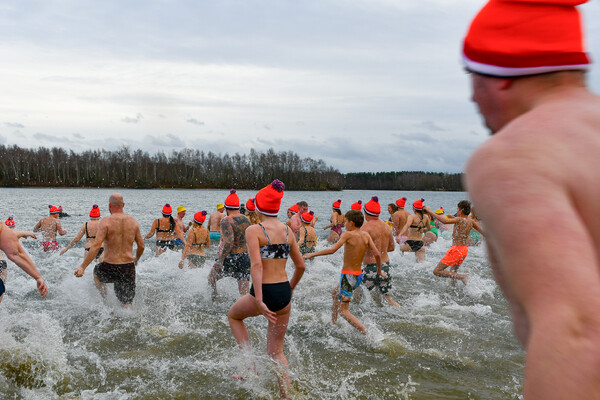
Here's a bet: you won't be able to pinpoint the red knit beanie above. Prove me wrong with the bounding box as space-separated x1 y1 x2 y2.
463 0 590 77
300 211 314 224
332 199 342 209
5 217 15 228
194 211 208 224
49 205 60 214
225 189 240 209
255 179 285 216
364 196 380 216
288 204 299 214
413 198 425 211
162 203 172 215
89 204 101 219
396 197 407 208
246 198 256 212
351 200 362 211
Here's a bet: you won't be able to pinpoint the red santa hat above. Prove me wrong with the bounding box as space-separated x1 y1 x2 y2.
246 198 256 212
413 198 425 211
255 179 285 216
332 199 342 210
225 189 240 209
89 204 101 219
300 211 314 224
162 203 172 215
463 0 591 77
351 200 362 211
364 196 380 216
194 211 208 224
396 197 407 208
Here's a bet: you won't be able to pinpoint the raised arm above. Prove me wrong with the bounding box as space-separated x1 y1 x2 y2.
304 232 347 259
144 219 157 239
60 223 86 255
33 220 42 232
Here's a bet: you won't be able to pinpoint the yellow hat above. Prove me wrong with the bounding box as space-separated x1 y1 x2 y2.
217 203 225 210
435 208 444 214
177 206 186 213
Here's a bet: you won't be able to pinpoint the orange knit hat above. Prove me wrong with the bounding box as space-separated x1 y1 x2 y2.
5 217 15 228
194 211 208 224
300 211 315 224
396 197 407 208
162 204 172 215
246 198 256 212
413 198 425 211
351 200 362 211
225 189 240 209
288 204 299 214
332 199 342 209
463 0 590 77
89 204 101 219
49 205 60 214
255 180 285 216
364 196 380 216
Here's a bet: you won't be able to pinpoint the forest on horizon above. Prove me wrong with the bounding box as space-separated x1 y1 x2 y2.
0 145 464 191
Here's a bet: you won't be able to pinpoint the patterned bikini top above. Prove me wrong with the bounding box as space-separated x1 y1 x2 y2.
259 223 290 259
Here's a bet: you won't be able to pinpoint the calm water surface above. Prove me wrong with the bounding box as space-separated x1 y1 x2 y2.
0 188 524 399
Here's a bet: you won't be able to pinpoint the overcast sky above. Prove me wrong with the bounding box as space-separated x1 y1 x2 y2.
1 0 599 173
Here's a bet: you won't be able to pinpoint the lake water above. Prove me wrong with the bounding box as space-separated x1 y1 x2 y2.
0 188 523 399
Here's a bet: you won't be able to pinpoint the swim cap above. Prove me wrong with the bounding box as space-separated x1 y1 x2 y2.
332 199 341 210
288 204 299 214
5 217 15 228
396 197 407 208
351 200 362 211
177 206 186 214
194 210 208 224
49 205 60 214
364 196 381 216
225 189 240 209
217 203 225 210
463 0 590 77
246 198 256 212
162 204 172 215
301 211 314 224
255 179 285 216
413 198 425 211
435 208 444 214
89 204 101 219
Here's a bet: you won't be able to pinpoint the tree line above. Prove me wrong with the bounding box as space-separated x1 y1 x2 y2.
0 145 463 191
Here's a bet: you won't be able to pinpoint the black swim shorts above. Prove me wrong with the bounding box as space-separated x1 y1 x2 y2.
94 262 136 304
222 253 251 281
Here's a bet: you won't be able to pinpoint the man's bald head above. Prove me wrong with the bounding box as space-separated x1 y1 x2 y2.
109 193 124 208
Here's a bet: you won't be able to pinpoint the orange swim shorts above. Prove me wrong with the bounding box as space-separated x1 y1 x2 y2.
441 245 469 267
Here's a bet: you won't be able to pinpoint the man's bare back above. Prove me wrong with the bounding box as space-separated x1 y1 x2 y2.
362 218 394 264
33 216 66 241
99 213 141 265
208 211 224 232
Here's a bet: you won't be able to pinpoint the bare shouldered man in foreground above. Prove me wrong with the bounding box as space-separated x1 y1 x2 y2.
0 223 47 304
360 197 400 306
74 193 144 308
462 1 600 398
33 205 67 252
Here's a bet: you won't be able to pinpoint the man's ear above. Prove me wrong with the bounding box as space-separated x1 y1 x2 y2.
499 78 513 90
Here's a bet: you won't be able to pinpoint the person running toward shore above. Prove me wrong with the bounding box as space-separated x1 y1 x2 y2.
179 211 210 269
207 203 226 242
74 193 145 308
245 198 260 225
462 2 600 397
144 204 185 256
425 201 483 285
60 205 104 260
392 197 410 243
208 190 252 298
228 179 305 397
360 197 400 307
323 199 344 243
33 205 67 252
398 199 431 262
298 211 317 255
0 221 47 304
304 210 383 334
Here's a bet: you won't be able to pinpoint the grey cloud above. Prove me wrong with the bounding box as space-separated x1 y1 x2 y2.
418 120 445 132
186 118 204 126
5 122 24 129
122 113 143 124
144 134 185 148
263 124 272 130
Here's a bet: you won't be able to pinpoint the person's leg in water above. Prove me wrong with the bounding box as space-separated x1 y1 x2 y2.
415 247 426 263
267 304 292 398
228 294 261 377
208 266 222 299
331 285 341 324
93 273 108 300
433 261 468 284
339 301 366 334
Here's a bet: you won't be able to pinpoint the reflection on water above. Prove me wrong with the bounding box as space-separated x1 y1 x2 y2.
0 188 523 399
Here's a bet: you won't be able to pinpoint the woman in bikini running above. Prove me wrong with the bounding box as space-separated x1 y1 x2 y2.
179 211 211 268
144 204 185 256
323 199 344 243
398 198 432 262
227 179 305 398
60 205 104 261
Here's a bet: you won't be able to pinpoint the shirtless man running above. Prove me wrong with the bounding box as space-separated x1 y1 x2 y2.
0 222 47 304
74 193 145 308
208 190 251 298
207 203 226 242
462 1 600 397
360 197 400 306
392 197 410 243
426 201 483 284
33 205 67 251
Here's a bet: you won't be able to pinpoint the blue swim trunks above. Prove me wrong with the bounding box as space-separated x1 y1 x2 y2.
209 232 221 241
339 272 363 302
173 238 185 246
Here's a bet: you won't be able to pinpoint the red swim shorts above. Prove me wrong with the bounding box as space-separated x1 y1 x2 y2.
42 241 59 252
441 245 469 267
